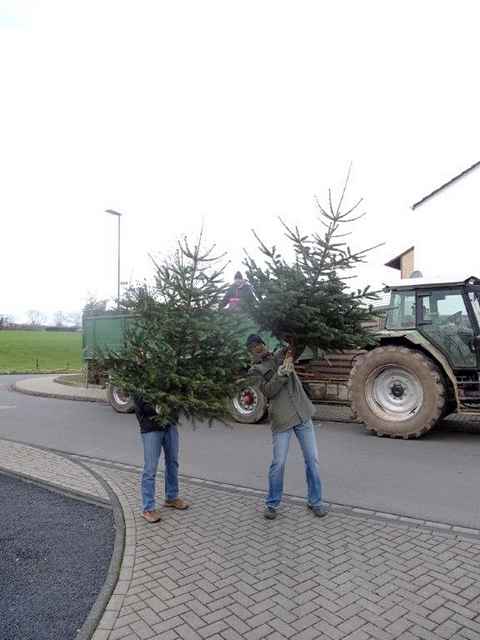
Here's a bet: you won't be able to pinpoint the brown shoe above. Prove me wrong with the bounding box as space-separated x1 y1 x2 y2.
164 497 189 510
142 510 162 523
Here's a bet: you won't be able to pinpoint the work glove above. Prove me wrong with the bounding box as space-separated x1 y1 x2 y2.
278 356 295 377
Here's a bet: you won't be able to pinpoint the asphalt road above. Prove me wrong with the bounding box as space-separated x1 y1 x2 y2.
2 374 480 528
0 472 113 640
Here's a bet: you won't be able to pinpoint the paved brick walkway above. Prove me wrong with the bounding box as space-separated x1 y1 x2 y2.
88 463 480 640
2 439 480 640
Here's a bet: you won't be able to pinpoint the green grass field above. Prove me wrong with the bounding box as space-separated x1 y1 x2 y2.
0 330 82 373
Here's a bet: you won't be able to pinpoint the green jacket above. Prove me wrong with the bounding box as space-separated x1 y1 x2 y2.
249 348 314 433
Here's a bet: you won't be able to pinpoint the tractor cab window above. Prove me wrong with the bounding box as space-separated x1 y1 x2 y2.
386 291 415 329
468 291 480 328
418 289 475 368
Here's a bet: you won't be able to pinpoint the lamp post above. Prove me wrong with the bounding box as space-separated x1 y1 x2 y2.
105 209 123 308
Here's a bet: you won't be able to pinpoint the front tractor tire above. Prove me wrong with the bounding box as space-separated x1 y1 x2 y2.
106 384 135 414
350 346 446 439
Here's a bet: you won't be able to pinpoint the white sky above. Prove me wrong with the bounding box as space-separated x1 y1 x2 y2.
2 0 480 321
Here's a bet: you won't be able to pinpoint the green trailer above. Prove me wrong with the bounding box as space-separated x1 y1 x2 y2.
83 314 134 361
82 312 281 423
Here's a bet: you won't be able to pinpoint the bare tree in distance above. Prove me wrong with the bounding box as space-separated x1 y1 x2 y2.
82 295 108 319
54 310 66 327
27 310 46 327
67 311 82 327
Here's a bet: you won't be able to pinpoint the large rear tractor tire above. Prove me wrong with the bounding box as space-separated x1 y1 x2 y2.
230 383 267 424
106 384 135 414
350 346 446 439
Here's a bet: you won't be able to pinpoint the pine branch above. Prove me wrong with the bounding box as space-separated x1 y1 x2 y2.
338 199 364 219
335 162 352 215
244 167 382 353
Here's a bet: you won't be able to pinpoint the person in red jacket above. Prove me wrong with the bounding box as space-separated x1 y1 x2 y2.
222 271 255 310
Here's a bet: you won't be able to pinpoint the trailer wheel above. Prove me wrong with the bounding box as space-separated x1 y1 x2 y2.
350 346 445 438
106 384 135 413
230 383 267 424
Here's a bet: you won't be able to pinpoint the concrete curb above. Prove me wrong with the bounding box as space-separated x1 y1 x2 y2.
53 374 98 388
70 451 480 541
3 432 480 536
12 376 108 403
73 458 126 640
0 370 82 375
0 466 110 508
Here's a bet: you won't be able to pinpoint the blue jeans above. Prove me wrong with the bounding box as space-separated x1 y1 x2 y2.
266 419 323 509
141 426 179 512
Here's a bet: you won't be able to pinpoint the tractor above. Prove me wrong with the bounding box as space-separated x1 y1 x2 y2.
350 275 480 438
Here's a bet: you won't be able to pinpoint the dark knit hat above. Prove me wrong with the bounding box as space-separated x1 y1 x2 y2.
234 271 243 280
246 334 265 349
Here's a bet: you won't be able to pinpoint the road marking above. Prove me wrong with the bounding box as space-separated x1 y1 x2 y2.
0 405 15 409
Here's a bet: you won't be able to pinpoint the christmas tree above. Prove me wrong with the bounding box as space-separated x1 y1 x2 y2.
244 168 381 357
103 233 249 425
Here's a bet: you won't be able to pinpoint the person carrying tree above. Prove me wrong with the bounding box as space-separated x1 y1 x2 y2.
102 234 250 523
133 393 190 523
246 334 328 520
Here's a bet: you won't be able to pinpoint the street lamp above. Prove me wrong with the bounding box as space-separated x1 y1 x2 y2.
105 209 123 308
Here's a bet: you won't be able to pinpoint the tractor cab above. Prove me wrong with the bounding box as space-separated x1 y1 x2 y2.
384 276 480 371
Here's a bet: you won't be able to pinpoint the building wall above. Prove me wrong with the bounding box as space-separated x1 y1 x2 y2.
412 171 480 279
400 248 415 279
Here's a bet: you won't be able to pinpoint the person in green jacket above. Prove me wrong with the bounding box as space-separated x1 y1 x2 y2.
246 334 328 520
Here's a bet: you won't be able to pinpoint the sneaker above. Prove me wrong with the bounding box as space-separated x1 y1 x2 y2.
264 507 278 520
164 497 190 510
308 504 329 518
142 510 162 523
